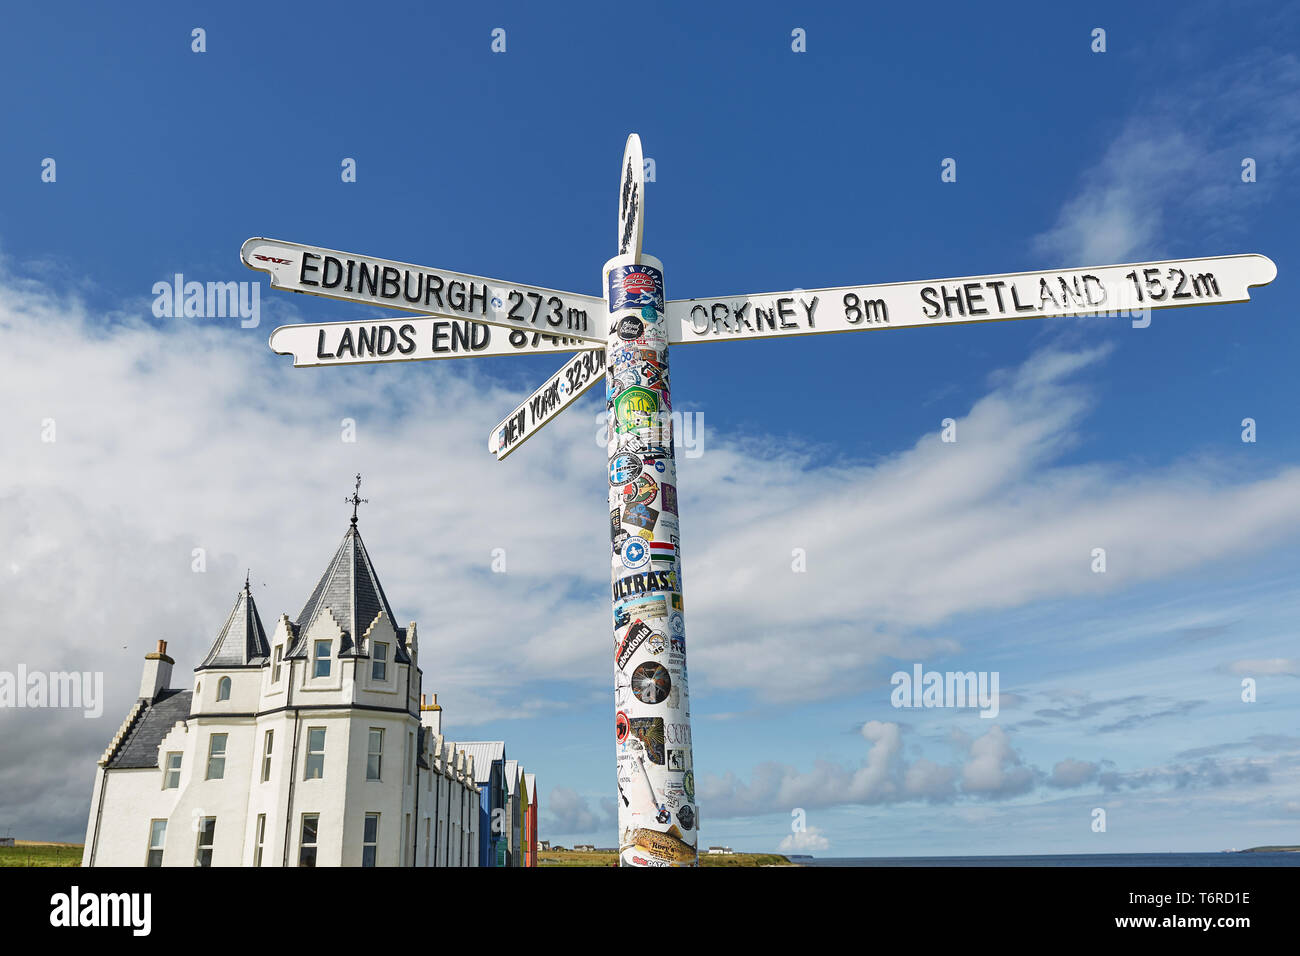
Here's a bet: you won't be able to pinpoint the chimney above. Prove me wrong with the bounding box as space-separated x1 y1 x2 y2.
419 692 442 734
138 640 174 701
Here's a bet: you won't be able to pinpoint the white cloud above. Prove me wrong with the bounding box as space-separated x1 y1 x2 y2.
701 721 1038 817
1223 658 1300 677
1046 757 1100 789
958 725 1035 798
1033 52 1300 265
540 786 615 839
777 826 830 853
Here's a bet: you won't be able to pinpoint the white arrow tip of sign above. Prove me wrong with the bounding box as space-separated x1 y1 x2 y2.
1250 253 1278 286
240 237 267 268
267 325 291 355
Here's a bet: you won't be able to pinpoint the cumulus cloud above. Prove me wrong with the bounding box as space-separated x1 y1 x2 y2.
540 787 616 840
778 827 830 853
1046 758 1100 789
960 725 1035 798
701 721 1042 817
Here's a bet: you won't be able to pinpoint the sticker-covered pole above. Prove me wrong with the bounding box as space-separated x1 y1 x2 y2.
606 252 696 867
603 252 696 868
606 137 697 868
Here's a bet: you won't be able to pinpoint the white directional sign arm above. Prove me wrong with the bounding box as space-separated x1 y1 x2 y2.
665 253 1278 345
488 347 607 459
268 316 596 368
242 237 605 343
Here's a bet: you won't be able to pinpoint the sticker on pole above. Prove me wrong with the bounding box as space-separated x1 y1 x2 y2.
488 348 607 460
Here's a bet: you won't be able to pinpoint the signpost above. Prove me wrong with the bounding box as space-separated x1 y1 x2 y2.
489 347 606 459
248 133 1277 869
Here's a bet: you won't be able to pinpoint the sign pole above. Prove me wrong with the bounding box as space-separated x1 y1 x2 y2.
606 252 696 867
606 138 697 867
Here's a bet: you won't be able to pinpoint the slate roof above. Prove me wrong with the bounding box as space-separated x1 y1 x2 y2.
197 584 271 669
452 741 505 785
287 521 409 663
105 689 193 770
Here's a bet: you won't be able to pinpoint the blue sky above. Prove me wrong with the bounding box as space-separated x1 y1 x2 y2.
2 0 1299 855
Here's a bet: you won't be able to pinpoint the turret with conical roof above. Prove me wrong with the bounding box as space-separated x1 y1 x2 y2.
197 575 271 670
283 518 409 664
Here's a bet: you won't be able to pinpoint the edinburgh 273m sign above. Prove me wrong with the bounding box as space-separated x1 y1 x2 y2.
245 134 1276 867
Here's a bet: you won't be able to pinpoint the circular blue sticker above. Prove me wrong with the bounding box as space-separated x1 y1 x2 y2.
621 537 650 570
609 452 642 485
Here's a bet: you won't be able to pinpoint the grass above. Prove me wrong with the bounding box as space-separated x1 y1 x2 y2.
0 841 83 867
0 841 798 868
539 849 796 867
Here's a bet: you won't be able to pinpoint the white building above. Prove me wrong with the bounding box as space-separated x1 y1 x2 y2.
83 514 482 866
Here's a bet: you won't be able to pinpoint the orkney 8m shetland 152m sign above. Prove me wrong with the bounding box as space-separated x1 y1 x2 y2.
663 254 1277 344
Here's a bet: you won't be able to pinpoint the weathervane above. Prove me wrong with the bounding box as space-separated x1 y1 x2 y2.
346 473 368 525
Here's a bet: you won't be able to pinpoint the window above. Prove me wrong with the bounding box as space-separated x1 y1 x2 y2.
405 732 414 785
205 733 227 780
362 813 379 867
261 729 274 782
313 640 331 678
147 819 167 867
424 818 431 867
298 814 319 867
403 814 411 866
253 814 266 867
272 645 282 682
304 727 325 779
194 817 216 867
371 642 388 681
163 752 182 789
366 728 383 781
216 676 231 701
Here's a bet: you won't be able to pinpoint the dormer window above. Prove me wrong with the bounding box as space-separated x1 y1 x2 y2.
272 646 283 682
313 640 331 678
372 642 389 681
216 677 231 701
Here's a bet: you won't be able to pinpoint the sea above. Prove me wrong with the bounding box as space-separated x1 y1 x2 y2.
798 852 1300 867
